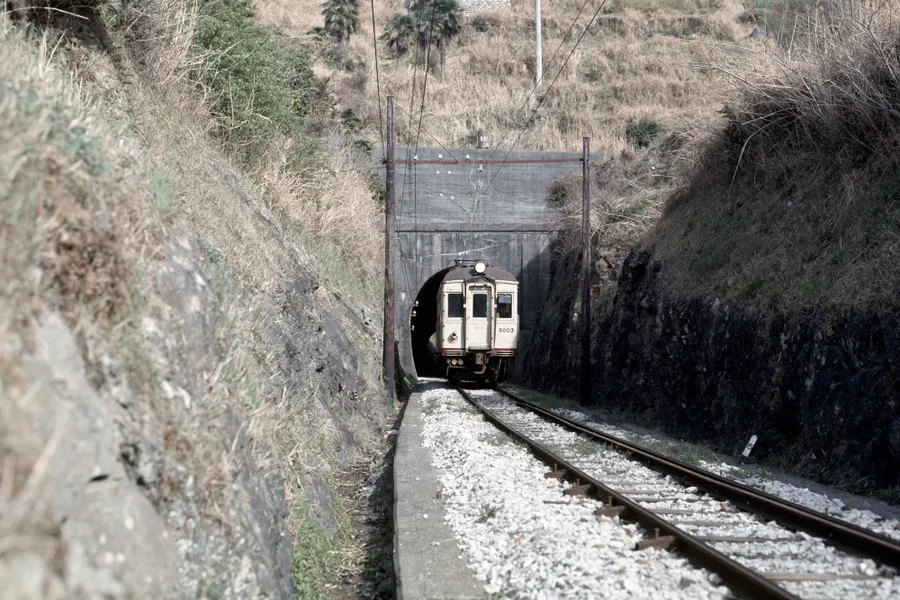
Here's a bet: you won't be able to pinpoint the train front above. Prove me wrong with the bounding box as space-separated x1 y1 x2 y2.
435 260 518 385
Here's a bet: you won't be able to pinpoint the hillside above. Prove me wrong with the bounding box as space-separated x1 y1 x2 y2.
0 1 391 597
3 0 899 595
648 0 900 312
524 0 900 500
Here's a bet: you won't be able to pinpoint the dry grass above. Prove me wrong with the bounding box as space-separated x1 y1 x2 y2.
118 0 201 88
550 149 676 253
649 0 900 311
0 14 155 580
708 0 900 170
263 0 759 156
256 139 384 281
252 0 766 275
1 5 389 595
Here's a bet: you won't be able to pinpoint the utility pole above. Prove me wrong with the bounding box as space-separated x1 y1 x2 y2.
580 136 592 405
383 96 397 404
535 0 543 88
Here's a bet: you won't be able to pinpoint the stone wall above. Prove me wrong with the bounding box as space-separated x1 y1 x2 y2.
459 0 511 14
524 246 900 496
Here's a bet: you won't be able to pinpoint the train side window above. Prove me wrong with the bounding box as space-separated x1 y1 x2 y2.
497 294 513 319
447 293 463 318
472 294 488 318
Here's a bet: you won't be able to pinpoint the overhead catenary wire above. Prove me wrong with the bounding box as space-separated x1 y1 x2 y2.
414 0 439 155
412 0 440 289
396 7 425 304
393 104 461 163
370 0 386 156
482 0 608 196
480 0 594 167
462 0 596 230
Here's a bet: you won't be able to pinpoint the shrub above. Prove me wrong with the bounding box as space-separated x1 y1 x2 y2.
192 0 314 166
380 13 417 56
471 15 490 32
625 118 662 148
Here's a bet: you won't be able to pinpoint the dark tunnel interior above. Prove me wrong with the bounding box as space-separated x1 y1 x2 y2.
410 267 453 378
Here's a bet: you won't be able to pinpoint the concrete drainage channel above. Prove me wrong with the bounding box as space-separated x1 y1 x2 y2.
393 382 900 599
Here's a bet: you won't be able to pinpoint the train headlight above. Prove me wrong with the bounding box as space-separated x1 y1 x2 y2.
474 262 486 274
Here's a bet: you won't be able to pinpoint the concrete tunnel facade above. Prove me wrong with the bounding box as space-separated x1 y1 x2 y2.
373 145 602 380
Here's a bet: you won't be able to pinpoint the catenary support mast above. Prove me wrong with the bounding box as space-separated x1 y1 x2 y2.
384 96 397 403
581 136 592 404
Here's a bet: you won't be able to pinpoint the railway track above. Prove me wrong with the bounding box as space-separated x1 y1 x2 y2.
456 386 900 600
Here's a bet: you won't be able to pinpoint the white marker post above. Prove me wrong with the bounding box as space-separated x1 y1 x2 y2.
742 434 758 458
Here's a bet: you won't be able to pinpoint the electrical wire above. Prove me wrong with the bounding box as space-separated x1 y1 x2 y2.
480 0 594 166
393 104 460 162
414 0 439 154
412 0 440 285
370 0 385 157
482 0 607 195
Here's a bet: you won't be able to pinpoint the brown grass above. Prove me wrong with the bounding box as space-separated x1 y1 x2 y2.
264 0 758 156
648 0 900 311
0 6 389 594
550 150 675 254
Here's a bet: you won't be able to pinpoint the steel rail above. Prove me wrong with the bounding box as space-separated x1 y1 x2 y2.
496 388 900 571
456 387 797 600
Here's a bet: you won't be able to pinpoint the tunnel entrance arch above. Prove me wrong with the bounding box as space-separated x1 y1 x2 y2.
410 266 454 378
375 145 602 381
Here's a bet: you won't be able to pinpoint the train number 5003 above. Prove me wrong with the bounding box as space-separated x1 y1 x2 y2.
498 327 515 333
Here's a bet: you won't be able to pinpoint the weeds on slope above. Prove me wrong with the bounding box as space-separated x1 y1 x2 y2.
652 0 900 311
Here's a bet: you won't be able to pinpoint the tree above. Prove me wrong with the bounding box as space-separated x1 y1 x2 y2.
322 0 359 55
380 13 417 57
414 0 461 72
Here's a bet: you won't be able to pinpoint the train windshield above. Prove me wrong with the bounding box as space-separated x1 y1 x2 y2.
472 294 488 318
447 293 463 318
497 294 513 318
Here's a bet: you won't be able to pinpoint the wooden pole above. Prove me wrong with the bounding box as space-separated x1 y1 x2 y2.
384 96 396 403
581 136 592 405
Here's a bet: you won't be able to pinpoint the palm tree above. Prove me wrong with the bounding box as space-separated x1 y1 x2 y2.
322 0 359 55
414 0 461 72
380 13 417 57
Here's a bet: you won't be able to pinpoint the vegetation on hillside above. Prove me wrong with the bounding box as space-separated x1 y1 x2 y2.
1 0 389 595
322 0 360 55
193 0 316 166
650 0 900 311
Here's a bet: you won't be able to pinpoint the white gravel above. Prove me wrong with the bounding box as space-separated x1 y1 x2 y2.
418 387 732 599
542 403 900 543
461 389 900 600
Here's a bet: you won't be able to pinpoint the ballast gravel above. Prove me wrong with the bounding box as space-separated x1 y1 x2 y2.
546 405 900 543
418 387 731 599
461 388 900 600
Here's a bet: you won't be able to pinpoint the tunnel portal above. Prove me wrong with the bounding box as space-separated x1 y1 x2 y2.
374 144 602 380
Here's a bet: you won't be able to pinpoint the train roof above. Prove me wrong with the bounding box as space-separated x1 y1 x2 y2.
440 262 518 284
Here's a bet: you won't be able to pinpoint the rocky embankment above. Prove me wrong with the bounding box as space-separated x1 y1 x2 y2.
0 12 389 596
1 227 385 599
525 247 900 496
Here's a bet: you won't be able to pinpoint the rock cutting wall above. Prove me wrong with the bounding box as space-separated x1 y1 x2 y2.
525 247 900 493
1 226 385 599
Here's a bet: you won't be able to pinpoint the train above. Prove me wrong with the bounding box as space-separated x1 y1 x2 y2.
427 259 519 385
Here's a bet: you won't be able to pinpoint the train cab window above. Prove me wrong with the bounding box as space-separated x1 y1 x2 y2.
497 294 513 319
447 293 464 318
472 294 488 318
